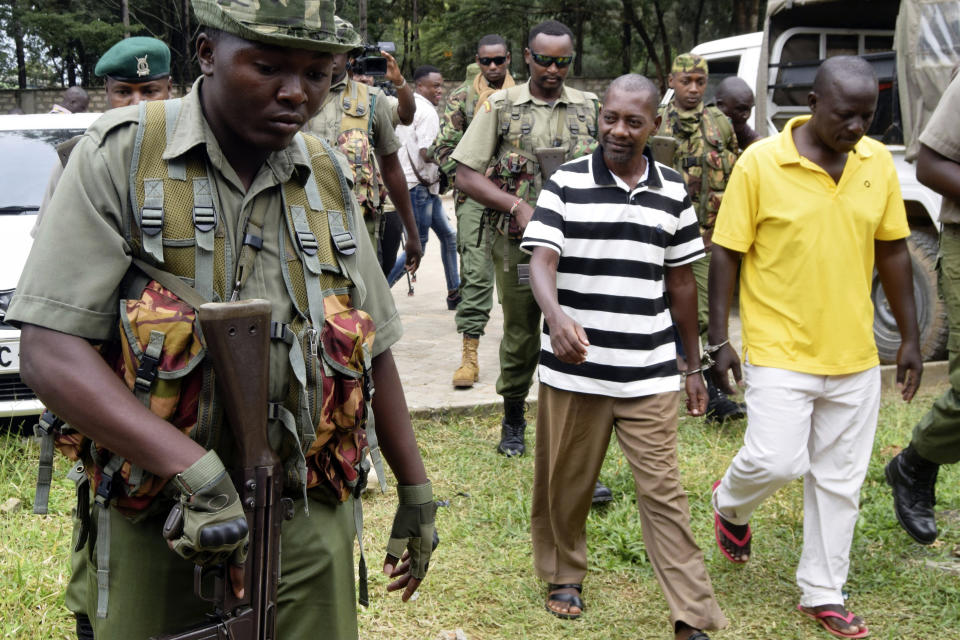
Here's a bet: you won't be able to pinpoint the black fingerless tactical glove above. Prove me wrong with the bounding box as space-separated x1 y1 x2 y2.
386 481 437 579
163 450 249 566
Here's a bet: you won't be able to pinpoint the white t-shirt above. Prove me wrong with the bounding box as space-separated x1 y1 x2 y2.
396 92 440 194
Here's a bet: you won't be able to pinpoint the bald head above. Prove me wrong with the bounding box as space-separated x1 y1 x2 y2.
715 77 755 128
603 74 660 117
806 56 878 153
812 55 877 98
62 86 89 113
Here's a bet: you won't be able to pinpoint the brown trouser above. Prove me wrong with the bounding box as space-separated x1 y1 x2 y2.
532 384 727 631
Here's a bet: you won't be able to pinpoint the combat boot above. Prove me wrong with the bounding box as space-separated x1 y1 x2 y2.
705 380 745 424
885 445 940 544
498 397 526 457
452 334 480 388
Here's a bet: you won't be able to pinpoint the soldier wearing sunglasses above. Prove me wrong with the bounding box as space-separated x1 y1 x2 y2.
451 20 599 469
431 34 516 391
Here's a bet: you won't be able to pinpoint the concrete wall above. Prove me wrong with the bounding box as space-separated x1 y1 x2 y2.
0 78 611 115
0 87 183 114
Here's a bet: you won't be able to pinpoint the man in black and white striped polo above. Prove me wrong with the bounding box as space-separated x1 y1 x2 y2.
520 74 726 639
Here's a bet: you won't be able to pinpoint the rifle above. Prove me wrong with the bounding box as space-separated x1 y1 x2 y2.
153 299 288 640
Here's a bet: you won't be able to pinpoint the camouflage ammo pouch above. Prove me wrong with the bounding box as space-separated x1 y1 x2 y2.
337 80 385 221
484 91 598 241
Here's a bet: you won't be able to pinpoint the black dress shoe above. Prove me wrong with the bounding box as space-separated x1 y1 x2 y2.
705 381 745 424
885 446 939 544
592 481 613 505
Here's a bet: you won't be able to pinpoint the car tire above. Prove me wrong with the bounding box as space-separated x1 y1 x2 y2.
873 229 948 364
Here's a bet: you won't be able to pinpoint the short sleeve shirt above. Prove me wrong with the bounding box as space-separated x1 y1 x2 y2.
712 116 910 375
397 92 441 193
7 78 401 406
918 73 960 224
520 146 704 398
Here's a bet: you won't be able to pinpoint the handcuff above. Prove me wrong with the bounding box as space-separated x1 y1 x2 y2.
681 339 729 377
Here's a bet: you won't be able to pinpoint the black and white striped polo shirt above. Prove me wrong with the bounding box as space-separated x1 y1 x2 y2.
521 145 705 398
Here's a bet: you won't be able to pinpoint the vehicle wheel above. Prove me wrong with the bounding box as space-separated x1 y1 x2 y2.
872 229 947 364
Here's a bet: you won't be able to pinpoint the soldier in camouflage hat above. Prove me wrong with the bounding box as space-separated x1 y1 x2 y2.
9 1 435 638
657 51 743 424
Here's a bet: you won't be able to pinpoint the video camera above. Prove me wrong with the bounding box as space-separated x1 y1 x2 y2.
349 42 396 77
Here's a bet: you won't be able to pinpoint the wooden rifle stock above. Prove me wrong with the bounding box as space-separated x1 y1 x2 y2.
152 299 284 640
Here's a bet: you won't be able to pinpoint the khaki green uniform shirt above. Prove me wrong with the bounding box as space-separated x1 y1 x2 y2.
306 75 401 156
451 81 599 205
7 80 401 407
919 73 960 224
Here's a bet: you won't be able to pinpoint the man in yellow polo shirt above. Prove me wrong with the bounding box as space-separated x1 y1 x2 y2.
706 56 922 639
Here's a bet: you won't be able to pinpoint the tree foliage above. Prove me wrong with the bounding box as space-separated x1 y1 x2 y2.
0 0 763 91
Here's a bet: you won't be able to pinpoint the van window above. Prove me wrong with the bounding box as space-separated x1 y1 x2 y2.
705 56 741 103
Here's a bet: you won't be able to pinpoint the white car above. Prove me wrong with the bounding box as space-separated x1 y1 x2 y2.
0 112 101 432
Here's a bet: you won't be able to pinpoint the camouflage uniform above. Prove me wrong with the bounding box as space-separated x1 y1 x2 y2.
434 75 496 342
306 75 402 258
6 3 429 638
451 81 598 402
657 95 738 339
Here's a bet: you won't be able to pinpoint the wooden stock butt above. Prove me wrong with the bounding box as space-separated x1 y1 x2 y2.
198 299 274 469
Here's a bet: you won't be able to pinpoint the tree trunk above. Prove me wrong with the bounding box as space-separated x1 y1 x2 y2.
574 7 584 76
623 0 666 91
122 0 130 38
358 0 368 41
12 2 27 90
621 2 631 75
693 0 706 47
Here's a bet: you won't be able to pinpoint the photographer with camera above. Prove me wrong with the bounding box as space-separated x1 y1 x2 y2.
306 19 422 276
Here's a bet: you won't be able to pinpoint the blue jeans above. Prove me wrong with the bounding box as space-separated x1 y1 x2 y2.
388 184 460 291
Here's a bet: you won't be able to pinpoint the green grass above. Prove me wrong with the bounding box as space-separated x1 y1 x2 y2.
2 385 959 639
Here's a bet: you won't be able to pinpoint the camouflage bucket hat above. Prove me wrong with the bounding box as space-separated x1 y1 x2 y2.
672 52 708 75
191 0 356 53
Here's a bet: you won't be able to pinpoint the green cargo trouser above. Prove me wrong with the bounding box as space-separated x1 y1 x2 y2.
490 227 541 400
87 494 359 639
65 507 88 616
912 223 960 464
365 213 383 264
454 197 495 337
690 250 710 341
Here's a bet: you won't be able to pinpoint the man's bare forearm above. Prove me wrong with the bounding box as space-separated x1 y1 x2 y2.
665 264 700 369
19 324 205 479
707 245 742 344
371 349 428 485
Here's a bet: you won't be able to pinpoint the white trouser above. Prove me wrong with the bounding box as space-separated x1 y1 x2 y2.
713 361 881 606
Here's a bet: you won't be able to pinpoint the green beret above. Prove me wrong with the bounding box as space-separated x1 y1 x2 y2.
95 37 171 82
191 0 356 53
671 53 708 75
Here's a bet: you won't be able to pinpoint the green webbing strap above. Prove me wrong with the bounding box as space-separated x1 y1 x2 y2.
95 455 125 618
164 99 185 181
127 101 149 242
271 322 307 390
32 411 59 514
133 330 165 407
140 179 165 263
268 403 310 512
294 134 326 213
192 178 216 300
327 209 357 256
131 257 209 309
231 194 269 301
67 463 90 552
354 491 368 607
364 409 387 493
290 205 327 331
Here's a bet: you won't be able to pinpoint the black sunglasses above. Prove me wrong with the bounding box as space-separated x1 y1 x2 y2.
478 56 508 66
529 52 574 68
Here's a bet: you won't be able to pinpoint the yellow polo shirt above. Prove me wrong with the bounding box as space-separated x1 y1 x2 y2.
712 116 910 375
